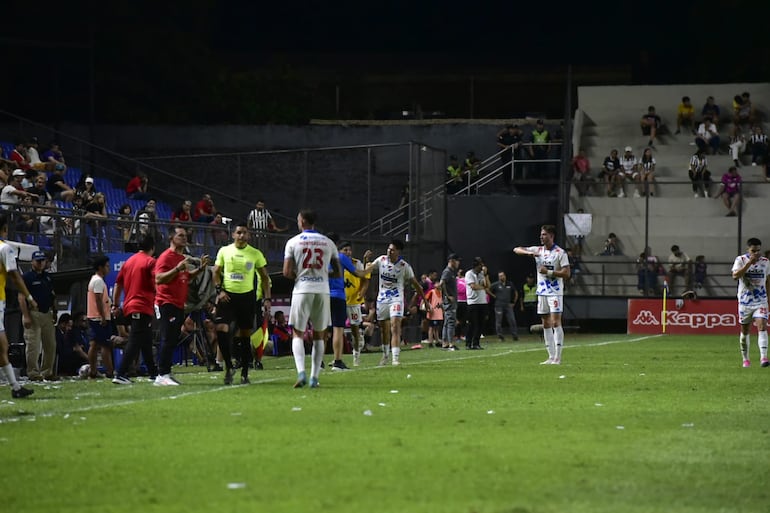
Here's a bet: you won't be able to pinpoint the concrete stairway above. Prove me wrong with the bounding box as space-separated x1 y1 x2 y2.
569 83 770 296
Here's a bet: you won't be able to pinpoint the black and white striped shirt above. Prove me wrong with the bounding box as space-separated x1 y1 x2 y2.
689 154 708 172
750 133 768 147
247 208 274 231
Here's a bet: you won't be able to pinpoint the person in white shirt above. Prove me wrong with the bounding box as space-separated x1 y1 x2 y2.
731 237 770 368
464 257 490 349
360 239 429 366
617 146 640 198
514 224 571 364
1 169 38 209
695 117 720 154
283 209 340 388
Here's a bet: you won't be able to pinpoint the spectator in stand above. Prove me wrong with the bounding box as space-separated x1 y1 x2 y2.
41 142 66 172
732 92 757 135
701 96 721 125
209 212 230 249
640 106 661 147
117 204 133 243
2 169 38 209
76 176 97 204
637 249 661 296
528 120 551 176
667 245 692 295
570 148 593 196
748 125 768 168
172 199 194 239
247 199 286 232
676 96 695 134
599 149 621 197
8 142 30 171
693 255 707 291
688 150 712 198
126 170 149 200
84 192 108 235
638 147 657 196
446 155 463 194
194 193 215 223
715 165 742 217
695 117 720 154
618 146 640 198
729 131 747 168
15 196 38 234
497 124 523 190
26 174 51 206
26 138 46 171
0 162 10 185
45 166 76 202
600 233 622 256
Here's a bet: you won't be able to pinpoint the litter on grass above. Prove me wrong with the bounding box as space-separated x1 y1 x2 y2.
227 483 246 489
291 407 302 412
616 426 625 430
406 374 412 379
230 412 242 416
378 403 386 407
487 410 495 415
559 375 566 379
595 403 603 407
390 390 399 394
681 423 694 428
363 410 373 416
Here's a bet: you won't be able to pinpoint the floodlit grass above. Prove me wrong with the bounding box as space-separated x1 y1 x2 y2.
2 333 769 513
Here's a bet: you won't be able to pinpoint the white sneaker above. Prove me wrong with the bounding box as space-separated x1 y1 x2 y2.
633 190 641 198
540 358 554 365
392 359 400 366
153 374 180 386
551 358 561 365
353 351 361 367
378 355 389 367
693 193 699 198
752 162 758 166
617 190 625 198
704 191 710 198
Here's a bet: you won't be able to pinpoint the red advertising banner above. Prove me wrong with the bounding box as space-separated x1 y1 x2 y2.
628 299 738 335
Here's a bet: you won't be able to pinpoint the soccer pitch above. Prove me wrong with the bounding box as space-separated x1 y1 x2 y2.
2 333 768 513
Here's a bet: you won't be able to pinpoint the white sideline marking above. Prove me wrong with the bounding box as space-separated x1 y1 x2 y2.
0 335 659 423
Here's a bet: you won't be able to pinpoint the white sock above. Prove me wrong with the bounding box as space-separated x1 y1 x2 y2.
758 331 768 359
382 344 390 357
311 340 324 379
2 363 19 390
392 346 400 361
292 337 306 374
553 326 564 360
543 328 555 359
740 333 750 360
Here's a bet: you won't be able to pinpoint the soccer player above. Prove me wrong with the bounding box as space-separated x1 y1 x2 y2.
360 239 429 366
212 221 271 385
0 213 36 397
732 237 770 368
339 241 371 366
514 224 571 364
283 209 341 388
111 234 159 385
154 225 211 386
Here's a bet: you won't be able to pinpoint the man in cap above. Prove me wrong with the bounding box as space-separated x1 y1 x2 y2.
437 253 461 350
1 169 38 209
19 251 58 381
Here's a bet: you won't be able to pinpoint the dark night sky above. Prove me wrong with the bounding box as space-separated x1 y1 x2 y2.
2 0 768 123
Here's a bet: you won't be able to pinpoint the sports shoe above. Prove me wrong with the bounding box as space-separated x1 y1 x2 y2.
704 191 710 198
293 371 307 388
11 386 34 398
254 360 264 370
540 358 554 365
498 335 504 341
761 357 769 368
28 375 43 382
752 162 758 167
353 352 361 367
742 359 751 368
633 190 641 198
224 369 234 385
617 190 626 198
551 358 561 365
378 355 389 367
411 343 423 350
310 377 320 388
331 360 350 371
154 374 180 386
694 193 700 198
240 376 251 385
112 375 133 385
43 375 61 382
392 359 400 366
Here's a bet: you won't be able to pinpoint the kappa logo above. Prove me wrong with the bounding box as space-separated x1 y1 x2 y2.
633 310 660 326
632 310 737 328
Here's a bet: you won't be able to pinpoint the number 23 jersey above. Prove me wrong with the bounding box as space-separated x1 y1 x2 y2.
284 230 338 294
375 255 415 303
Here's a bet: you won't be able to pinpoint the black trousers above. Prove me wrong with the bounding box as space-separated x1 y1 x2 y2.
466 304 486 347
118 313 157 377
158 304 184 376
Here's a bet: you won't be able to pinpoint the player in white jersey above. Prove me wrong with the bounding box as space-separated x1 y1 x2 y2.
283 209 341 388
731 237 770 368
514 224 571 364
360 239 429 366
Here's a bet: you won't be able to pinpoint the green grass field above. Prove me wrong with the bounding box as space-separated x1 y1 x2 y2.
2 333 769 513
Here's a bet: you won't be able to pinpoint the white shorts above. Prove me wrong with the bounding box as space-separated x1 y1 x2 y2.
289 293 330 333
377 299 404 321
537 295 563 315
0 300 5 332
739 302 768 325
347 304 363 326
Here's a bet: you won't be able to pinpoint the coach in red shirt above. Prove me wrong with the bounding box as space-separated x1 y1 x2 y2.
153 225 211 386
111 234 159 384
